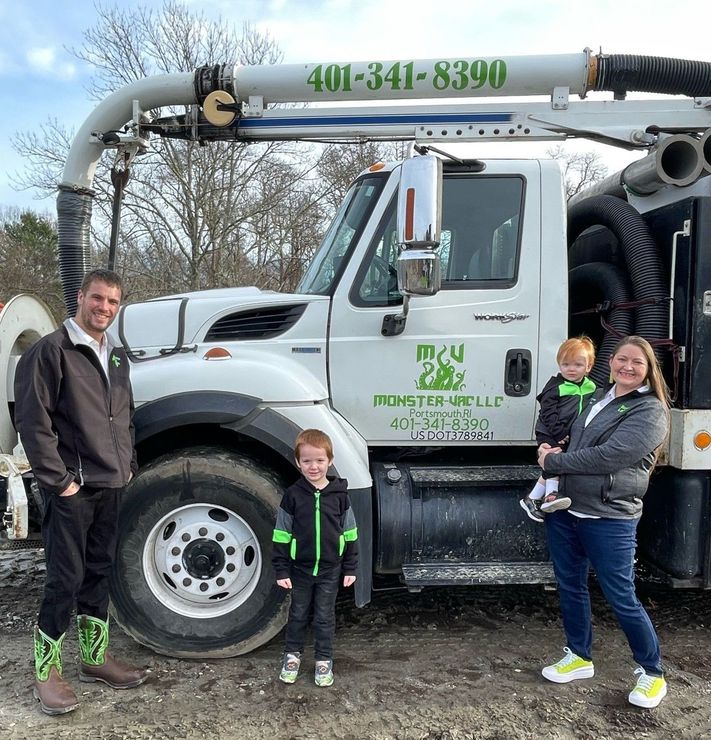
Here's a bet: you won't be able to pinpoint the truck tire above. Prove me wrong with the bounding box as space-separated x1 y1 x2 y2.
109 446 289 658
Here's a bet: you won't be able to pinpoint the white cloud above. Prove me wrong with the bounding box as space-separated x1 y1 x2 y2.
26 47 76 80
27 47 55 71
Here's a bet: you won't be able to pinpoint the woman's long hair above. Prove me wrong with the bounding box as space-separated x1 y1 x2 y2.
611 336 671 465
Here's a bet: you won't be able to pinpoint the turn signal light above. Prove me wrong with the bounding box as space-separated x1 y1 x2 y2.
203 347 232 360
693 430 711 450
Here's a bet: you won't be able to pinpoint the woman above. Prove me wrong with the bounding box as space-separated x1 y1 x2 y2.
537 335 670 709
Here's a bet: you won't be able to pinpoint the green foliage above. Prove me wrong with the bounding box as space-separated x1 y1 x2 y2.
0 209 65 320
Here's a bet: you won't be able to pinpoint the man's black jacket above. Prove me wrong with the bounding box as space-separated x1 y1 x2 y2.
14 322 137 494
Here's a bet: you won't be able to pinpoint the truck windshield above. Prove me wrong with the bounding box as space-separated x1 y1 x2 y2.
297 174 387 295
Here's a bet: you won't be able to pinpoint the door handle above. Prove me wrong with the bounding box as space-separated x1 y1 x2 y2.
504 348 532 396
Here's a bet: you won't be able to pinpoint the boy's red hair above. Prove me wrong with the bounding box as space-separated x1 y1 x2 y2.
294 428 334 461
556 336 596 367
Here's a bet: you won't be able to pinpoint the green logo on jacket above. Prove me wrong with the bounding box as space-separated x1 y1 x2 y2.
617 403 629 413
111 355 121 368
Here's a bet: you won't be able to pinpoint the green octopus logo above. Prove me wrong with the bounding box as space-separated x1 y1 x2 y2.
415 344 466 391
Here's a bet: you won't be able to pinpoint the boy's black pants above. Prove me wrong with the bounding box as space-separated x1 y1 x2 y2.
284 566 340 660
38 487 120 639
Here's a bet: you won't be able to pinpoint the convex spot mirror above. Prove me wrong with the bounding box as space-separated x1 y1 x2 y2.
397 249 441 296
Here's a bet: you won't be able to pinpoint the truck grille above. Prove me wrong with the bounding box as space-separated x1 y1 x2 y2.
205 304 306 341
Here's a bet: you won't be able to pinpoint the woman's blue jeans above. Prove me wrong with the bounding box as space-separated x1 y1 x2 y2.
545 510 663 676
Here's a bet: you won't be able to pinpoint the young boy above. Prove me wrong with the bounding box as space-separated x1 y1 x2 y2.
272 428 358 687
520 337 596 522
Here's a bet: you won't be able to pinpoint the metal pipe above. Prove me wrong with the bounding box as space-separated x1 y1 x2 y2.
61 73 195 192
569 134 704 206
568 170 627 205
57 73 195 312
229 52 591 104
623 134 702 194
699 129 711 173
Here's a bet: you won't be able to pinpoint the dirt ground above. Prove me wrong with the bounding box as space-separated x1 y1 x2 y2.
0 551 710 740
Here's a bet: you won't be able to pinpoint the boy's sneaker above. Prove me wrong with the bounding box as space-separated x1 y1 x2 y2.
279 652 301 684
628 667 667 708
314 660 333 687
542 647 595 683
540 493 572 513
520 496 544 522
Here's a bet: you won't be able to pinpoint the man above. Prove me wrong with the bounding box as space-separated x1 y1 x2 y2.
14 269 148 716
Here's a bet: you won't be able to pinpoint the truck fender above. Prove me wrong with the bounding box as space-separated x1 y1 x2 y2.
134 390 341 468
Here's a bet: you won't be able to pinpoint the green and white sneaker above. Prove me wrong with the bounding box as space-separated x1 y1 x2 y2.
542 647 595 683
628 667 667 708
314 659 333 687
279 652 301 684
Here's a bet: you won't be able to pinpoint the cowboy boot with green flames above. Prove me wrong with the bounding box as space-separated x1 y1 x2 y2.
77 615 148 689
33 627 79 715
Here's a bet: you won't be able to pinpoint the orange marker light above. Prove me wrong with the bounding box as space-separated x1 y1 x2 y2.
693 430 711 451
405 187 415 241
369 162 385 172
203 347 232 360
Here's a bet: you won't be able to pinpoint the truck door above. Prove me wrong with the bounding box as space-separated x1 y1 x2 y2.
328 160 547 446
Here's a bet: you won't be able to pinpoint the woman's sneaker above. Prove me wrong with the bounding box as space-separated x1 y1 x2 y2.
314 660 333 687
542 647 595 683
628 667 667 708
279 652 301 684
540 493 572 513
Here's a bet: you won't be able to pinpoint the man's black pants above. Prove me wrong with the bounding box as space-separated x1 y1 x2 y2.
39 487 120 639
284 567 340 660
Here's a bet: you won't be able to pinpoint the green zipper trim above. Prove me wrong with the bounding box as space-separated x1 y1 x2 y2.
313 490 321 576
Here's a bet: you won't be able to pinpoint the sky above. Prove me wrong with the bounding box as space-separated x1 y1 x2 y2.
1 0 709 216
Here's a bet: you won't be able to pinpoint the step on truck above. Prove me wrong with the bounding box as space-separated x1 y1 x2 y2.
2 48 711 657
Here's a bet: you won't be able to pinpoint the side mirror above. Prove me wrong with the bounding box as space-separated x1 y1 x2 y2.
382 156 443 337
397 155 443 248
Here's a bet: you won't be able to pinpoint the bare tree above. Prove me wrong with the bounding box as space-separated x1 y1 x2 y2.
546 145 609 200
315 141 408 211
11 1 326 298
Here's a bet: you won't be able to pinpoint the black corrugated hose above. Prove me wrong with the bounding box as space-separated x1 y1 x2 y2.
567 195 668 350
595 54 711 98
568 261 634 386
56 188 92 317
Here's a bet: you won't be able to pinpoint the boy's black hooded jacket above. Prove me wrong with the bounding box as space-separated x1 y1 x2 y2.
272 475 358 579
535 373 596 447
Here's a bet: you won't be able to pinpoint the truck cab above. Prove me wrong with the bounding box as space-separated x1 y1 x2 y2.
318 158 567 446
